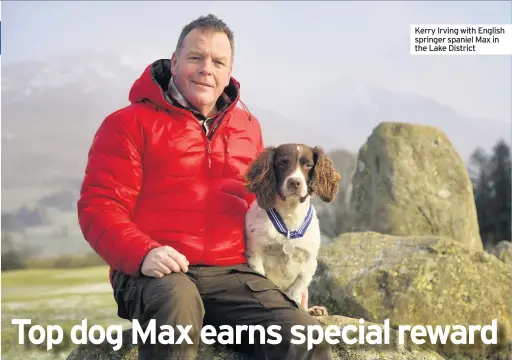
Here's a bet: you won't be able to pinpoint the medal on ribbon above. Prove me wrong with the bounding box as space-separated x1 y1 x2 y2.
282 239 295 255
266 205 313 256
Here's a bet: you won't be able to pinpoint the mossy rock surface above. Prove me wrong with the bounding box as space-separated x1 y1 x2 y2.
309 232 512 359
349 122 482 252
66 315 445 360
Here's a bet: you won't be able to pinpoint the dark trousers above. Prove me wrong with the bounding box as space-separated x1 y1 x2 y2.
112 263 333 360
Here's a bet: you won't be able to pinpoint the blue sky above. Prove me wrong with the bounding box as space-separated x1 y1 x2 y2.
2 1 511 123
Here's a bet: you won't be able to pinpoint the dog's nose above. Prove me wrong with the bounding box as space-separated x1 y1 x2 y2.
287 178 302 189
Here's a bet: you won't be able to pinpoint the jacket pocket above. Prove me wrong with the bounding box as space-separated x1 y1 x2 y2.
244 278 300 310
230 264 300 309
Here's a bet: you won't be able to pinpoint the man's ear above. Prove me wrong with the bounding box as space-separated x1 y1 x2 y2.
170 52 177 76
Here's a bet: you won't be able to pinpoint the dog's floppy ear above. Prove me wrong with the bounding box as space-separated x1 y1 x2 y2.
245 146 277 210
309 146 341 202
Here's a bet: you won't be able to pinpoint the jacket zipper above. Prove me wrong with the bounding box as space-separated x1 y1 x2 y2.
203 132 211 263
223 134 230 175
201 111 229 263
206 142 212 173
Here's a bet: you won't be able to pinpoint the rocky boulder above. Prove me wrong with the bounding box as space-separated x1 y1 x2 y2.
348 122 483 252
66 315 445 360
309 232 512 359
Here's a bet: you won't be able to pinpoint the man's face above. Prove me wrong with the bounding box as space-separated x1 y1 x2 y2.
171 28 233 116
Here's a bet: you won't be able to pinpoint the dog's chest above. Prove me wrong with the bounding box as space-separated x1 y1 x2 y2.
247 207 319 255
263 241 308 279
254 213 319 289
246 204 320 282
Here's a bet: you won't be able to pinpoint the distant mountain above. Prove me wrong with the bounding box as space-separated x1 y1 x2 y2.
290 76 510 159
2 54 138 192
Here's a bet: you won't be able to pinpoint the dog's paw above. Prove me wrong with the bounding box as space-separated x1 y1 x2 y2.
307 305 328 317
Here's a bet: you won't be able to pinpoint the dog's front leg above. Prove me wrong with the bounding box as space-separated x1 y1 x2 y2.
289 275 327 316
288 258 316 303
287 260 327 316
301 288 309 309
285 270 312 306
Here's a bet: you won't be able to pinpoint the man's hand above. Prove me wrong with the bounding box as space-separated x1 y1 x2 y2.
141 246 189 278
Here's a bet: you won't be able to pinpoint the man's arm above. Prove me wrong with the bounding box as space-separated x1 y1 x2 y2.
77 109 161 276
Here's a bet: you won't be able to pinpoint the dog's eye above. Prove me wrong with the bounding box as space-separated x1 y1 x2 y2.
305 163 314 169
277 159 289 167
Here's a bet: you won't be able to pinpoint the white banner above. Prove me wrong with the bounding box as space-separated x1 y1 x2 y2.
410 24 512 55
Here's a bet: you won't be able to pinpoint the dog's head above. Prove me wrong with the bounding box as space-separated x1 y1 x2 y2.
245 144 342 210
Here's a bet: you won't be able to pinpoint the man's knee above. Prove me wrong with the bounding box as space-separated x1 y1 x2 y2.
134 273 204 360
143 273 202 309
141 272 205 326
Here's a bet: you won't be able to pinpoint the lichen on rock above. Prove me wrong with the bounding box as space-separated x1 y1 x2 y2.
309 231 512 360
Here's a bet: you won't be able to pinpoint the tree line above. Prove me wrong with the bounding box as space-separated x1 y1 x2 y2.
469 138 511 248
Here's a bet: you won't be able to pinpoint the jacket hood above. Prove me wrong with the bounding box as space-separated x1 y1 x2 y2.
128 59 241 114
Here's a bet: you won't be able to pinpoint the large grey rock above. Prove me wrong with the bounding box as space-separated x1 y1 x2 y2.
309 232 512 360
348 122 483 252
66 315 445 360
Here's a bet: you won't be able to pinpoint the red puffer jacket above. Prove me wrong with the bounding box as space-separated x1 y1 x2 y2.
77 59 263 280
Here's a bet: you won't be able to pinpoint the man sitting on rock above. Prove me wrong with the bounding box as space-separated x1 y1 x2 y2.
77 13 333 360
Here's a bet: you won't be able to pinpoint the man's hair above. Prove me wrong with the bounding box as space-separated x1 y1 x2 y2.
176 14 235 59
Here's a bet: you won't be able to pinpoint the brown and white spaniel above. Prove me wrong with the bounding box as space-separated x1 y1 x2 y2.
244 143 341 316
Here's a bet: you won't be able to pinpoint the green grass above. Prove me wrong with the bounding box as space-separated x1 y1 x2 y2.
2 265 132 360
